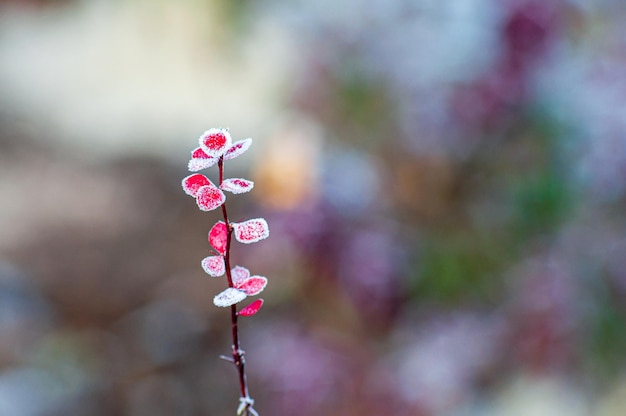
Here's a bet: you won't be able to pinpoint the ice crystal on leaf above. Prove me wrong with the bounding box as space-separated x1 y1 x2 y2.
201 255 226 277
182 173 212 197
231 265 251 286
228 265 267 295
196 185 226 211
221 178 254 194
214 287 247 307
182 174 225 211
209 221 228 255
237 276 267 296
224 138 252 161
233 218 270 244
188 147 218 172
199 128 232 158
238 299 264 317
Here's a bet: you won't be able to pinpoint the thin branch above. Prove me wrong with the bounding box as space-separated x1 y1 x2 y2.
218 157 252 416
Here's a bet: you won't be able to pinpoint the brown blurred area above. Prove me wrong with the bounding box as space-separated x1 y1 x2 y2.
1 1 626 415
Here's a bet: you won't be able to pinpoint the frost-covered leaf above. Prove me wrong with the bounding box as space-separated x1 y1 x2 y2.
196 185 226 211
192 147 211 159
199 128 232 158
188 159 216 172
201 255 225 277
209 221 228 255
238 299 264 317
213 288 247 307
236 275 267 296
231 265 250 286
224 138 252 161
221 178 254 194
188 147 218 172
233 218 270 244
182 174 212 197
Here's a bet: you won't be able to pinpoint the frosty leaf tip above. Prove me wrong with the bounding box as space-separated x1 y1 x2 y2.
196 185 226 211
188 147 218 172
201 255 226 277
182 173 212 197
199 128 232 158
221 178 254 194
238 299 264 317
214 287 247 307
224 138 252 161
209 221 228 255
233 218 270 244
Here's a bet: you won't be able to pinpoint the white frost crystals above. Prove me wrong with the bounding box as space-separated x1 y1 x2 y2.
221 178 254 194
224 138 252 161
213 287 247 307
201 255 226 277
233 218 270 244
212 265 268 307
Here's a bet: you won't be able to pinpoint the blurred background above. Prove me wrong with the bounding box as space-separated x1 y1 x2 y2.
1 0 625 415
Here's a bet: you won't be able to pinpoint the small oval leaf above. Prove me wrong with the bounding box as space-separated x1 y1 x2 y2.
236 275 268 296
196 185 226 211
231 265 251 286
224 138 252 161
182 174 212 197
199 128 232 158
209 221 228 255
201 255 225 277
238 299 264 317
213 288 247 307
221 178 254 194
233 218 270 244
188 147 218 172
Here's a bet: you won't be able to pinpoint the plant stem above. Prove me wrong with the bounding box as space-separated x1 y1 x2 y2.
218 158 252 416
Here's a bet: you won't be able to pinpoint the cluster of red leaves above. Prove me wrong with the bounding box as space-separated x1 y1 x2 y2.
182 128 269 316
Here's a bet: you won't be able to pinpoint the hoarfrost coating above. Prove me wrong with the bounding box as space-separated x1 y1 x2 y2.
213 287 247 307
201 256 226 277
233 218 270 244
196 185 226 211
198 128 232 158
221 178 255 194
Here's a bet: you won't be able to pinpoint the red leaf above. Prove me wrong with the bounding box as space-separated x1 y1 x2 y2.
196 185 226 211
238 299 264 317
224 138 252 161
221 178 254 194
182 174 212 197
188 147 218 172
209 221 228 255
236 275 267 296
199 128 232 158
233 218 270 244
231 265 251 286
201 255 225 277
192 147 210 159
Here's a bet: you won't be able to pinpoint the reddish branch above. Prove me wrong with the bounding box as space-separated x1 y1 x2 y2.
218 157 252 416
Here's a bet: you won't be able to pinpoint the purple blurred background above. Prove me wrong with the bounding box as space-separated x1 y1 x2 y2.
1 0 626 415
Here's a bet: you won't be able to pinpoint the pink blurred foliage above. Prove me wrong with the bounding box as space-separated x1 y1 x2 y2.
505 256 583 373
389 312 506 414
450 0 565 131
